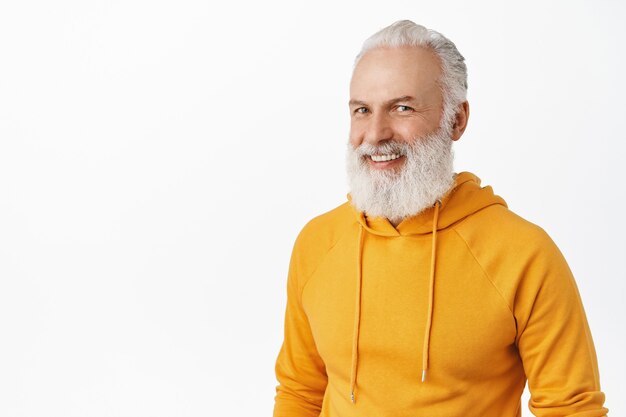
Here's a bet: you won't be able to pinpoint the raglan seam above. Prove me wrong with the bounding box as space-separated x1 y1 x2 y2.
452 227 515 316
298 220 359 302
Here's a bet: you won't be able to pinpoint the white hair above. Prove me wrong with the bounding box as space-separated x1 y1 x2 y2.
354 20 468 127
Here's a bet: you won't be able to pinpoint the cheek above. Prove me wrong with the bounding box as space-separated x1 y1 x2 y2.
348 124 363 146
396 119 435 141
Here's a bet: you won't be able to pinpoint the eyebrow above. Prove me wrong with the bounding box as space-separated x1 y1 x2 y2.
349 95 416 107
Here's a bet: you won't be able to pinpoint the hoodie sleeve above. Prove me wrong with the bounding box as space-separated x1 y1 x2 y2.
273 236 328 417
513 230 608 417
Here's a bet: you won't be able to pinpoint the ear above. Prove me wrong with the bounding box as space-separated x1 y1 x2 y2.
451 101 470 141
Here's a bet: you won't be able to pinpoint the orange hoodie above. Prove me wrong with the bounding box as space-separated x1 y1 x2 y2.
273 171 608 417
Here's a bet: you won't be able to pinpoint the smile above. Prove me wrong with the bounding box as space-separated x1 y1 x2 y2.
370 153 402 162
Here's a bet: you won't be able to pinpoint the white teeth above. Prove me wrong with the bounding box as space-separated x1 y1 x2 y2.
370 153 401 162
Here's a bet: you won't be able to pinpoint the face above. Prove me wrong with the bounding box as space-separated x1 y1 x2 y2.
346 46 465 224
349 46 445 172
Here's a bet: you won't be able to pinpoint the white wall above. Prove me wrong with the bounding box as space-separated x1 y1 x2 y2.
0 1 623 416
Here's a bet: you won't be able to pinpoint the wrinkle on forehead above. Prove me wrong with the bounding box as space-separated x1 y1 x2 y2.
350 46 443 107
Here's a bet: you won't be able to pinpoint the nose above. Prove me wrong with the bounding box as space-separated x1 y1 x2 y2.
363 112 393 145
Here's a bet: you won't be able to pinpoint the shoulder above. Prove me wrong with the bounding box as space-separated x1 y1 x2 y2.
294 200 357 253
287 201 358 287
454 204 555 252
453 204 570 305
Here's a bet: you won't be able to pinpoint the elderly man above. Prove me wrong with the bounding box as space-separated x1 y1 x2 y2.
272 20 608 417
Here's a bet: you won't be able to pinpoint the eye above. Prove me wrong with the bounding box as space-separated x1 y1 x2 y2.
396 105 413 112
354 107 369 114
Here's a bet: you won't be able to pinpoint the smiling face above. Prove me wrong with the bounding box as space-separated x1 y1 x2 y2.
349 46 446 171
346 45 465 224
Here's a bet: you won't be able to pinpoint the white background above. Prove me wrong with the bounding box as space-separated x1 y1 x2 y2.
1 1 624 416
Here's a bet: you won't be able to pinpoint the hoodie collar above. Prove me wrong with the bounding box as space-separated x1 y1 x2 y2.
348 171 507 237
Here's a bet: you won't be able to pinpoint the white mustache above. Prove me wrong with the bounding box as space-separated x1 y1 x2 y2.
354 142 408 157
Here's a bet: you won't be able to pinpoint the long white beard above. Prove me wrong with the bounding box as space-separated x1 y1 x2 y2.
346 124 455 225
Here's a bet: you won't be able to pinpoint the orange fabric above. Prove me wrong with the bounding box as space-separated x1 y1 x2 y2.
273 171 608 417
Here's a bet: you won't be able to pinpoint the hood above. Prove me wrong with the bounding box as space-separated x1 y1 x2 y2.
345 171 507 404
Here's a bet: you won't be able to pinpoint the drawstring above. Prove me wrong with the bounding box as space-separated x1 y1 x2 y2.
350 224 365 403
422 199 441 382
349 200 442 403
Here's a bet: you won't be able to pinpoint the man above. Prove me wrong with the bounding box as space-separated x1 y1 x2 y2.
272 20 608 417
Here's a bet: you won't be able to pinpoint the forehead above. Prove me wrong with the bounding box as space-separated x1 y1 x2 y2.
350 46 442 103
